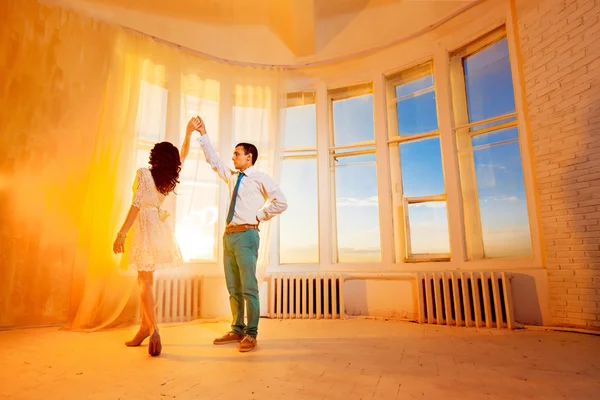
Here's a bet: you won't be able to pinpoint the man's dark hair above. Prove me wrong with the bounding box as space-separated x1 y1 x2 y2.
236 142 258 165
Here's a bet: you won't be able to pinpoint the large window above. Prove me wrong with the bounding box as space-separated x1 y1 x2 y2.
330 83 381 263
279 92 319 264
176 75 221 262
387 62 450 261
134 74 221 262
451 27 532 259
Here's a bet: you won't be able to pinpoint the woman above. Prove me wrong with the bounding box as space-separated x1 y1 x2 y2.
112 122 194 356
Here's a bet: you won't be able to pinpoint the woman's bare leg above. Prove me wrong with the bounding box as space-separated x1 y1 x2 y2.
139 270 162 355
125 273 151 346
138 270 159 334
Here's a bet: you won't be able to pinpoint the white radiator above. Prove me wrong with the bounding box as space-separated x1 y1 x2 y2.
267 273 345 319
416 271 515 329
146 275 203 324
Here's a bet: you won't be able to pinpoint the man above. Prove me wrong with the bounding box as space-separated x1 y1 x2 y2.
191 116 287 352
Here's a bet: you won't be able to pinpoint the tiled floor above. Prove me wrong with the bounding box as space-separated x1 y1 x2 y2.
1 318 599 399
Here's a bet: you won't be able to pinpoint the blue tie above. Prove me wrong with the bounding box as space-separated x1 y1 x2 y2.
226 172 244 224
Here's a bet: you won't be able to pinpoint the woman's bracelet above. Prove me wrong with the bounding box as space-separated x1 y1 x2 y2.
116 231 127 239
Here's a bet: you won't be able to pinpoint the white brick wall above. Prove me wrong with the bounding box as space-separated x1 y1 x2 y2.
518 0 600 329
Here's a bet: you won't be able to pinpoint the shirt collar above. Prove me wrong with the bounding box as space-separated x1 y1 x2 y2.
240 165 257 176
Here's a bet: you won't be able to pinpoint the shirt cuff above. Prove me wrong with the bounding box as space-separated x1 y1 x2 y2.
256 209 268 222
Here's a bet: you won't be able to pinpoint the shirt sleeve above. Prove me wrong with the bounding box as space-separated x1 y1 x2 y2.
197 135 234 184
257 174 288 222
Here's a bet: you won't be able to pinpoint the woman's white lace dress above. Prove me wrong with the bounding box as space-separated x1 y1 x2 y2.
124 168 183 272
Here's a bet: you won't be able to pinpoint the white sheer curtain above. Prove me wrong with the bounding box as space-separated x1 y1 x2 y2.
0 0 285 330
235 78 284 283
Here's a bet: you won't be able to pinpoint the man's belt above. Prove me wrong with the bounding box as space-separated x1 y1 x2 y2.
225 224 259 234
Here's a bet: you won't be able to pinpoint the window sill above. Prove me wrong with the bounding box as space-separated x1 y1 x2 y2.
266 257 543 273
404 253 451 263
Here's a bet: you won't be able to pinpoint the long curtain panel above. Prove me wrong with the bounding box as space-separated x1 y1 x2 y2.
0 0 285 330
0 0 117 328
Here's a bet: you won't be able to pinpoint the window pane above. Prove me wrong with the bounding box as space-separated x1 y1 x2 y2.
394 72 438 135
332 94 374 146
280 158 319 264
408 202 450 254
470 115 517 133
181 95 220 148
464 37 516 123
400 138 445 197
334 153 381 262
284 104 316 148
473 135 531 258
175 158 219 261
396 91 439 135
136 82 167 142
472 126 518 148
395 75 434 98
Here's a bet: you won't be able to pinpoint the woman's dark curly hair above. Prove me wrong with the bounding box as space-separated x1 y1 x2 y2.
149 142 181 195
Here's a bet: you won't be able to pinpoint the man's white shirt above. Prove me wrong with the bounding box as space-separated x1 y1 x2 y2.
197 135 288 226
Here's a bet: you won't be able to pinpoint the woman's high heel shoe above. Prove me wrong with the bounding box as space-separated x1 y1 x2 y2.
148 332 162 356
125 328 150 347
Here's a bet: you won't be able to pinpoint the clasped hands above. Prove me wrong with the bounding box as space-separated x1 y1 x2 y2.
186 116 207 136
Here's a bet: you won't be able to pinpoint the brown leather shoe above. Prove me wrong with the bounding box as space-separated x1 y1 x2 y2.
238 335 257 352
213 331 244 345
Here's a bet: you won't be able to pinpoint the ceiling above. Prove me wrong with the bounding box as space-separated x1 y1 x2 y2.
53 0 479 63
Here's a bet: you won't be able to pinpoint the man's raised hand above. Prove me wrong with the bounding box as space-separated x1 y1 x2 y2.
192 116 207 135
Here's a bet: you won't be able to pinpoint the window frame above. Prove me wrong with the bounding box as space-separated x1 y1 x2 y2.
134 70 224 264
278 91 321 265
385 61 451 262
450 25 534 261
328 82 382 264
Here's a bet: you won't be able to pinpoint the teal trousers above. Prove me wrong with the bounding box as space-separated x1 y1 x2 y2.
223 229 260 338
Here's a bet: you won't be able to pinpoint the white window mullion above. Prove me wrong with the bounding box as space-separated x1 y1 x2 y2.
316 82 333 267
163 70 181 234
449 50 485 260
434 45 468 263
216 79 234 267
269 93 283 269
373 73 394 266
385 74 406 263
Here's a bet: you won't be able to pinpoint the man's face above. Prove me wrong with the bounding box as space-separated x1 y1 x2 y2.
232 146 252 170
